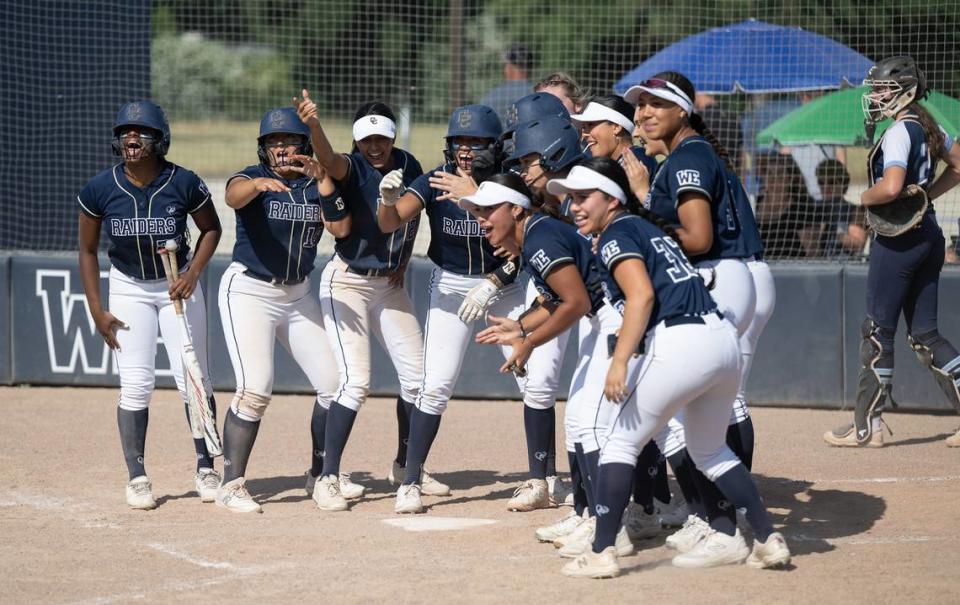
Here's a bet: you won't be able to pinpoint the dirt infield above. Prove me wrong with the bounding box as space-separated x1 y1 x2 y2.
2 386 959 604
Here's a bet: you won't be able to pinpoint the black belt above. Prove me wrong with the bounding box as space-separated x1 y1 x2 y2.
664 311 722 327
243 269 304 286
345 266 393 278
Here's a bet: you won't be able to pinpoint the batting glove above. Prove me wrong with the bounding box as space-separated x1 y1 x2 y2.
379 169 405 207
458 278 500 323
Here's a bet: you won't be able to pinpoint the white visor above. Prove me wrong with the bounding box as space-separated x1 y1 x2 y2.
624 81 694 115
546 165 626 204
460 180 531 211
570 102 635 133
352 115 397 141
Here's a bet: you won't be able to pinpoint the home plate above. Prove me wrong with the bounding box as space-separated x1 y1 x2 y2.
382 517 498 532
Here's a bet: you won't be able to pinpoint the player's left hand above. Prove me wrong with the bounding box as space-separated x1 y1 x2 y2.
458 279 499 323
287 154 326 180
169 268 200 300
499 337 533 376
622 150 650 201
429 168 478 203
476 314 521 344
604 359 629 403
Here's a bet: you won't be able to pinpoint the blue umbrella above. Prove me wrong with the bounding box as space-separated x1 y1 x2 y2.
614 19 873 95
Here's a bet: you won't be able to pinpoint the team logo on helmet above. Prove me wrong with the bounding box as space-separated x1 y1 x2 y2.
127 103 142 120
505 105 519 126
458 110 472 128
270 110 285 128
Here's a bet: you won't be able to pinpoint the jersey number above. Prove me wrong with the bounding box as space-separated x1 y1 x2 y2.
651 237 697 283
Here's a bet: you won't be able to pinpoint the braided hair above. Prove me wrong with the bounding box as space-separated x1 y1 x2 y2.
653 71 736 173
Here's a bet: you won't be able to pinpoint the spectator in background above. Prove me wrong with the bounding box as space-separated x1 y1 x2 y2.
780 92 846 201
812 159 867 258
695 93 742 171
479 43 536 120
739 94 800 195
947 221 960 264
754 154 819 259
535 72 587 114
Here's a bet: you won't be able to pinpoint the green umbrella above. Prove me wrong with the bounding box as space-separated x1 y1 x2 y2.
756 86 960 147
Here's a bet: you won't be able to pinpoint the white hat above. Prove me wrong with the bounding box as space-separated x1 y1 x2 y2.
352 114 397 141
546 165 626 204
570 101 634 132
624 79 694 115
460 180 532 212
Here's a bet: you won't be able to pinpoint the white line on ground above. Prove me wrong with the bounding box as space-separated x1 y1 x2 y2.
790 533 945 546
147 543 236 570
812 475 960 485
0 491 121 529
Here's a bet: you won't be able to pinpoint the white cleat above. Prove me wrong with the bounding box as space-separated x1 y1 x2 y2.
388 461 450 496
313 474 348 511
623 502 662 541
671 528 749 568
195 468 221 503
559 520 634 559
125 475 157 510
305 470 365 501
747 531 791 569
554 512 594 549
394 484 424 514
535 510 585 543
546 475 572 507
666 514 710 553
507 479 551 511
215 477 262 513
561 546 621 579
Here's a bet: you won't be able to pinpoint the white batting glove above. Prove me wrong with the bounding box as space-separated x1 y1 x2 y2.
378 169 405 207
458 279 500 323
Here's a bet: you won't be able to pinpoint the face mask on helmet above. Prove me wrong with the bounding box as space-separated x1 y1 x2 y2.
443 138 493 166
861 80 917 123
258 135 312 170
112 127 163 162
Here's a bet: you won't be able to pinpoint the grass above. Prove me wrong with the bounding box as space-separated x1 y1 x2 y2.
168 119 448 177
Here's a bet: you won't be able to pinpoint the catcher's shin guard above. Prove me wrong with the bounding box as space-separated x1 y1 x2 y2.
854 319 897 445
909 330 960 413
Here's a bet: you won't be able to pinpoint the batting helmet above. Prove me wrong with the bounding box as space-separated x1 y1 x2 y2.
501 93 571 138
257 107 313 167
444 104 502 165
507 116 583 173
111 100 171 158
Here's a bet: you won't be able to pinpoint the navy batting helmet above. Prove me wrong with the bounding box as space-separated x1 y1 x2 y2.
444 104 501 165
257 107 313 168
111 100 171 158
501 93 570 138
507 116 583 173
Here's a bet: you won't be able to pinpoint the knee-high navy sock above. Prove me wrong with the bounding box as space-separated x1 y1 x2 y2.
118 407 148 480
523 406 553 479
573 443 597 514
310 401 328 478
403 407 442 485
546 407 557 476
184 395 217 471
726 418 755 471
568 450 587 516
690 465 737 536
593 463 635 553
395 397 413 465
666 449 706 519
320 402 357 477
713 464 774 542
583 447 601 515
654 456 670 503
632 441 660 512
222 408 261 483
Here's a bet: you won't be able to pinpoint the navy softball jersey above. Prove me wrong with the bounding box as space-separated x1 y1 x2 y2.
522 213 605 314
406 163 504 275
869 116 953 191
646 136 764 262
334 148 423 273
227 165 334 282
597 213 717 331
77 161 210 280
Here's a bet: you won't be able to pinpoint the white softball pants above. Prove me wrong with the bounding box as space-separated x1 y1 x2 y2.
416 267 524 415
518 278 572 411
218 263 339 420
319 255 424 412
109 266 211 412
736 259 776 420
564 303 622 453
600 314 743 482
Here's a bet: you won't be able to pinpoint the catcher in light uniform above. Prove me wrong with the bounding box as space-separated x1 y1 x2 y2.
295 92 446 511
77 100 222 510
377 104 545 514
554 158 789 579
215 107 346 513
824 56 960 447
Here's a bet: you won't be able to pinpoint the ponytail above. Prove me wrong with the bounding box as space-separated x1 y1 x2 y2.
688 113 735 173
909 102 946 175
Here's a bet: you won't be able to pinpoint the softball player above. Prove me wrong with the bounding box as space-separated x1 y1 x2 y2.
824 56 960 447
464 172 635 559
548 158 789 578
295 92 443 511
216 107 349 513
77 100 222 509
624 73 774 548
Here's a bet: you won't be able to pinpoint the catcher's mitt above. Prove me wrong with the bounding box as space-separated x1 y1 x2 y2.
865 184 928 237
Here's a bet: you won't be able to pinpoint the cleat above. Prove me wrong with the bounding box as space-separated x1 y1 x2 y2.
215 477 262 513
313 474 348 511
666 515 710 553
657 494 689 528
823 420 884 448
394 484 424 514
672 528 749 568
536 511 584 543
508 479 551 511
561 546 621 579
623 502 661 540
559 520 634 559
388 461 450 497
125 476 157 510
195 468 221 503
747 531 791 569
546 475 572 507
